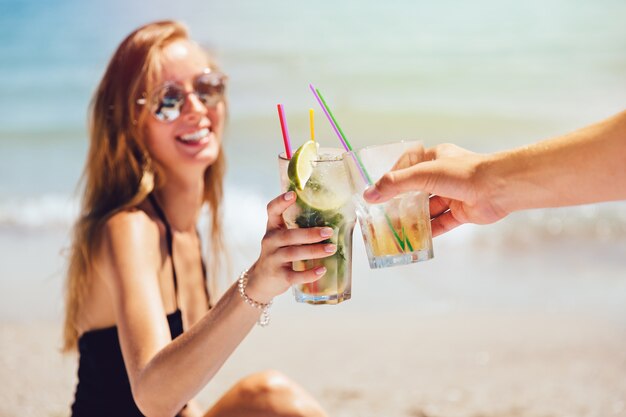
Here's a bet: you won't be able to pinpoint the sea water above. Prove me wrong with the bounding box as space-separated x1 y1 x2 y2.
1 0 625 320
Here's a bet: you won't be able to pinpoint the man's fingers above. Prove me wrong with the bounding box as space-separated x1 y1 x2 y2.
391 145 427 171
363 163 433 203
429 195 450 219
430 210 463 237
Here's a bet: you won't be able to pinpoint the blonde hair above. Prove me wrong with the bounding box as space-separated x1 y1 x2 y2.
63 20 226 351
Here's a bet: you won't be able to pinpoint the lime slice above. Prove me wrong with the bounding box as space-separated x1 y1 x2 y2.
288 140 318 190
296 175 349 212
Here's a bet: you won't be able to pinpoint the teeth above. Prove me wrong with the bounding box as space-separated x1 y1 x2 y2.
179 128 209 142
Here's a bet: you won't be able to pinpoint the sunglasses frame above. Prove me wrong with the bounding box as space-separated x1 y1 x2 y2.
136 68 227 122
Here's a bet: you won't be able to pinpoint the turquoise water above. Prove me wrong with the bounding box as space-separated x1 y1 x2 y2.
2 0 625 213
2 0 625 134
0 0 624 319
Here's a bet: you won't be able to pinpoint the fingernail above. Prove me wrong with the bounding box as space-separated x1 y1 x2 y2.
320 227 334 238
324 244 336 253
314 266 327 276
284 191 295 201
363 186 381 202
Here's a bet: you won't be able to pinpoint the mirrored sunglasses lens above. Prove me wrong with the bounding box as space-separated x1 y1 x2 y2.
195 73 225 107
153 85 185 121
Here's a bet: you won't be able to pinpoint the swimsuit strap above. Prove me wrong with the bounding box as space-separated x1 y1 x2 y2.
148 194 179 300
196 229 211 309
148 194 211 309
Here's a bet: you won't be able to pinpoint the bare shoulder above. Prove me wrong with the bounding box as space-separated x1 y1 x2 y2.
95 205 163 283
102 207 159 243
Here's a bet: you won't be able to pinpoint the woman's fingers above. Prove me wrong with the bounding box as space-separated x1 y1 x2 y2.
274 243 337 263
281 265 328 286
262 226 338 263
264 226 334 248
266 191 296 229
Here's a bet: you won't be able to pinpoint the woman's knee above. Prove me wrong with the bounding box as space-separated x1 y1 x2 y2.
234 370 326 417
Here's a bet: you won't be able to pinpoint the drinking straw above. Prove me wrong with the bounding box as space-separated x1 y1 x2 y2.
308 84 372 182
277 104 292 159
308 84 350 151
309 108 315 142
308 84 408 252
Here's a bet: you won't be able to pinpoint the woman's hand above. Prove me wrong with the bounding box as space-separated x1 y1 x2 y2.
244 191 336 303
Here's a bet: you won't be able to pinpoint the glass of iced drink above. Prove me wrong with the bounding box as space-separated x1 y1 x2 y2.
343 140 434 269
278 143 356 304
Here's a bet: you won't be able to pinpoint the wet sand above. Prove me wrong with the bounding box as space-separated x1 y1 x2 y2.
2 311 625 417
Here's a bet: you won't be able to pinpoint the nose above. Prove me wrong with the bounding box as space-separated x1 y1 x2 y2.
180 91 208 122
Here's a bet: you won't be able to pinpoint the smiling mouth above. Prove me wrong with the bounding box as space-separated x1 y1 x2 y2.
177 128 211 144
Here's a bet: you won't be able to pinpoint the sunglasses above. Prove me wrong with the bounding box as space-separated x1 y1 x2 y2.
137 69 227 122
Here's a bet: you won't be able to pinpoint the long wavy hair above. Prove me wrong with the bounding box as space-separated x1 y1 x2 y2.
63 20 226 351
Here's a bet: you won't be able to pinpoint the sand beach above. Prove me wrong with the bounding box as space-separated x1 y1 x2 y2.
2 311 626 417
1 224 626 417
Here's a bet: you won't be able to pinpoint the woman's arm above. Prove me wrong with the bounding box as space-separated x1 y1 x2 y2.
97 192 333 417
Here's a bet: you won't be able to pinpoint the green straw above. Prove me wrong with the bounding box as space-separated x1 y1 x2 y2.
309 84 411 253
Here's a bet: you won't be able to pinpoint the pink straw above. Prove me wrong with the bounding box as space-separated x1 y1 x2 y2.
277 104 292 159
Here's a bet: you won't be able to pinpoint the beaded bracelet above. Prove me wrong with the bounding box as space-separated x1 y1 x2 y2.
237 269 273 327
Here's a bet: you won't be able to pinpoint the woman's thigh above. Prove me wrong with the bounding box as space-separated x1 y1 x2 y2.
203 370 327 417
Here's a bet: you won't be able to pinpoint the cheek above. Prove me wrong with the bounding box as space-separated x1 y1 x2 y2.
144 121 176 158
210 103 227 134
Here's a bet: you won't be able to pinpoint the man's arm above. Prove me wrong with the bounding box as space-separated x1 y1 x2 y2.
364 110 626 237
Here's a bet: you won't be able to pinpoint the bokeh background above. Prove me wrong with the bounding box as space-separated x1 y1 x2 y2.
1 1 625 416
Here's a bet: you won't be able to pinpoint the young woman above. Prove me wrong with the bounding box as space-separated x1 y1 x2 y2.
63 20 333 417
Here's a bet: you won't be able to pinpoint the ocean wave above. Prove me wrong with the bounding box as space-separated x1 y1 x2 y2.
0 194 79 230
0 187 269 238
2 191 626 246
471 202 626 246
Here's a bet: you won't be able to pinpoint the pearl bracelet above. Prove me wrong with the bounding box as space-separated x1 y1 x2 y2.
237 269 272 327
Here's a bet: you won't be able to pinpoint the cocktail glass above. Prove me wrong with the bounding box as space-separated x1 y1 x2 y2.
344 141 434 269
278 148 356 304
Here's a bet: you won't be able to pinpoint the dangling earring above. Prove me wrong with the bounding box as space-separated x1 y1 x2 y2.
139 154 155 195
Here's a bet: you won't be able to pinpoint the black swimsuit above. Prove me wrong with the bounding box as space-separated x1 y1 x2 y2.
71 195 205 417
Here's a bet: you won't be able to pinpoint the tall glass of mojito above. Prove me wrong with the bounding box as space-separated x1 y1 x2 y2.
278 143 355 305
